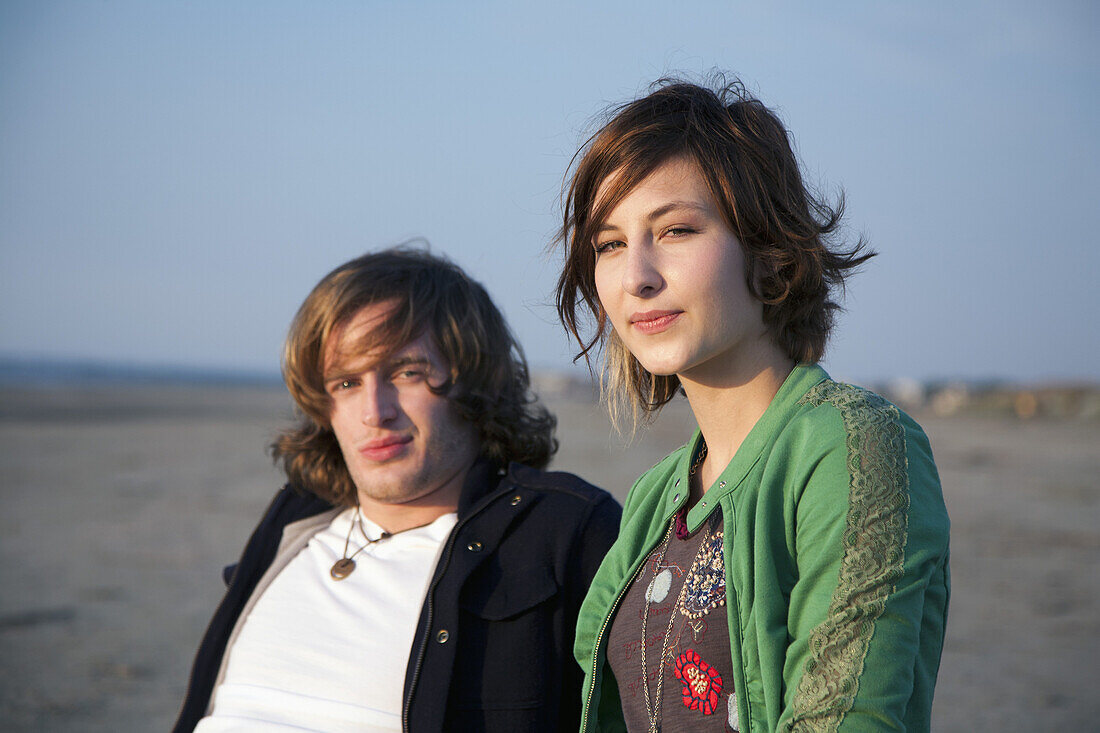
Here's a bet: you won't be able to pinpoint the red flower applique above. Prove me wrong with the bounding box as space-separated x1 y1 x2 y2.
674 648 723 715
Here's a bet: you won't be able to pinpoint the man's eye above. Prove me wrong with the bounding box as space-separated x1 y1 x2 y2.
394 369 425 381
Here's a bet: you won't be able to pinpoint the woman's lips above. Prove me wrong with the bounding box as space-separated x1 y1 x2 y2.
629 310 682 335
358 435 413 462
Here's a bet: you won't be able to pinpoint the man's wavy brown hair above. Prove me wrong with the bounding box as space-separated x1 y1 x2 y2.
556 76 873 423
272 246 557 505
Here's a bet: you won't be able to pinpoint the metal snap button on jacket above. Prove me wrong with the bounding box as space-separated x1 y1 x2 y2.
466 541 482 552
436 629 449 643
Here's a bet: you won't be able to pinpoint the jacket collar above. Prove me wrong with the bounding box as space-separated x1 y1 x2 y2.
675 362 830 532
455 457 506 518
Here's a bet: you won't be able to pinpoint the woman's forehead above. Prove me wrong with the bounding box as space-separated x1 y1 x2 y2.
593 156 712 223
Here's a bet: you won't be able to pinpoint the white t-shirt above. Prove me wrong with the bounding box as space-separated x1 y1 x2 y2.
194 508 457 732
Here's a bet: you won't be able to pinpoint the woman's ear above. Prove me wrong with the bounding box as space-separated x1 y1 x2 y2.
747 251 790 305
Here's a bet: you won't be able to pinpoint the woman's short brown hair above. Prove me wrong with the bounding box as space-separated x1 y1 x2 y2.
273 246 557 505
556 76 873 421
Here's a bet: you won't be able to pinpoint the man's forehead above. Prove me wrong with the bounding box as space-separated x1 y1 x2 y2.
322 301 396 369
323 326 440 377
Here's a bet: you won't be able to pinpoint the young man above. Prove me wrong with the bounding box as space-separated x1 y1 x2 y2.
174 248 621 732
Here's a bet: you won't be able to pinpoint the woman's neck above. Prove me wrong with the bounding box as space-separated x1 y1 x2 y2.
680 346 794 496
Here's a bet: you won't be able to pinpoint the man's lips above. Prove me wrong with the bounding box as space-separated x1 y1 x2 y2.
629 310 683 335
358 435 413 461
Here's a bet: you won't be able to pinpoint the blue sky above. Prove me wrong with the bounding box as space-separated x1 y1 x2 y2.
1 1 1097 383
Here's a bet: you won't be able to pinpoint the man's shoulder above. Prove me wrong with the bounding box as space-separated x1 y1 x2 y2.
504 462 615 507
496 463 621 565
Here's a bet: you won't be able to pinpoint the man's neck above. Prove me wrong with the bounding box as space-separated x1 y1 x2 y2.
356 499 458 535
356 461 472 534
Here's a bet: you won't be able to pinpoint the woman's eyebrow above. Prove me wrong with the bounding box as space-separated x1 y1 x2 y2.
594 201 708 234
645 201 708 222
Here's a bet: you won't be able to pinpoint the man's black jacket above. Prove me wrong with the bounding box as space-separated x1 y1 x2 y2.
174 460 621 732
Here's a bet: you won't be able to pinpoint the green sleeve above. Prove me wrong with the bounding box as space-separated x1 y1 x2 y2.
779 391 950 732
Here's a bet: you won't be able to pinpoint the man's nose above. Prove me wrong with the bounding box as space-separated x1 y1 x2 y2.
359 378 399 426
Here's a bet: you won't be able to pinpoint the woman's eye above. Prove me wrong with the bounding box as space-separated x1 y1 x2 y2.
593 240 624 254
664 226 696 237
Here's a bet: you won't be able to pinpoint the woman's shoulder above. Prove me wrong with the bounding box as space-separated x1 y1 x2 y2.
763 376 937 488
798 377 907 423
785 377 932 454
777 377 944 516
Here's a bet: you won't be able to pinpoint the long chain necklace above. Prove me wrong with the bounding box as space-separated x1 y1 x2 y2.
640 439 708 733
330 508 391 580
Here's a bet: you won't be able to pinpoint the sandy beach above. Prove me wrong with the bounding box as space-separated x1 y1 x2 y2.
1 383 1097 731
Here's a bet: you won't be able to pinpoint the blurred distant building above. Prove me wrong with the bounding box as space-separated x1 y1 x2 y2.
876 376 1100 421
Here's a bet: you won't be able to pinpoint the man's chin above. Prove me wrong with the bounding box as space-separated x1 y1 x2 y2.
353 469 437 505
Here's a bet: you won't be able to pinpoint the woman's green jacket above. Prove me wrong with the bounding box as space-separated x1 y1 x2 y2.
574 364 951 732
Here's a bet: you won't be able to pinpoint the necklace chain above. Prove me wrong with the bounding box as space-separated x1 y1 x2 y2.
692 440 708 475
640 439 709 732
330 508 391 580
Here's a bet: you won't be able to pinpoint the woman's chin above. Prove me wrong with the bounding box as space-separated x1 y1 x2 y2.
634 355 688 378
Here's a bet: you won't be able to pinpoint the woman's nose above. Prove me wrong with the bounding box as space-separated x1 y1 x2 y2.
621 244 664 297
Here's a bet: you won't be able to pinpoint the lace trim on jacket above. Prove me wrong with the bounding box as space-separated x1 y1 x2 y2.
788 381 911 731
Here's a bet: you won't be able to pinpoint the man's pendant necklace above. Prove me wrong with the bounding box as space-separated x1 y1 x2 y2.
330 510 391 580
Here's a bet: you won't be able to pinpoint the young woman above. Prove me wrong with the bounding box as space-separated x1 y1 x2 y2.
557 79 950 732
